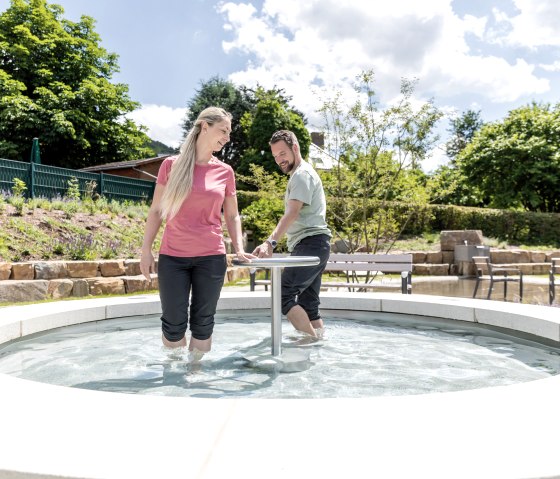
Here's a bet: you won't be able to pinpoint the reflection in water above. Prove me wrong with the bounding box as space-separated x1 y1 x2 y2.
0 310 559 398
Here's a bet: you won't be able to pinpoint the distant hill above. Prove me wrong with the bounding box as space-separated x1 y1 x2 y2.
148 139 179 156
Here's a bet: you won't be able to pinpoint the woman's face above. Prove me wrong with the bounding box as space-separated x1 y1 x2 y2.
206 118 231 152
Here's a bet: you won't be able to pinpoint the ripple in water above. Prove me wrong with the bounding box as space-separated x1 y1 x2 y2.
0 310 559 398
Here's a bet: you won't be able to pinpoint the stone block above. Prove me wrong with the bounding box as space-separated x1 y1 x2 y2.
11 262 34 280
516 250 530 263
426 251 443 264
86 277 125 295
99 260 125 277
34 261 67 279
123 276 152 293
530 252 546 263
66 261 99 278
413 264 449 276
0 280 49 303
442 251 455 264
410 251 427 263
47 279 74 299
72 279 90 297
490 250 520 264
0 263 12 280
440 230 483 251
124 259 141 276
546 251 560 262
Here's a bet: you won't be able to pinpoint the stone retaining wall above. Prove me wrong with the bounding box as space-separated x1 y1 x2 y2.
0 257 249 304
1 249 559 304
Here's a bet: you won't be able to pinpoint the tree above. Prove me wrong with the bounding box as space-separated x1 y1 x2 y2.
317 70 442 252
238 87 309 176
445 109 483 161
457 103 560 212
182 76 257 169
0 0 152 168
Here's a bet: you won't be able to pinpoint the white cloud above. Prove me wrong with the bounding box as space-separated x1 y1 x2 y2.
219 0 550 120
540 60 560 72
494 0 560 48
128 104 187 148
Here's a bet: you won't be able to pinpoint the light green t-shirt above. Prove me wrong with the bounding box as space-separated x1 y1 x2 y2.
285 160 332 251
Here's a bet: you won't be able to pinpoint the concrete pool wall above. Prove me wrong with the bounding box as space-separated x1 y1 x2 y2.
1 292 560 478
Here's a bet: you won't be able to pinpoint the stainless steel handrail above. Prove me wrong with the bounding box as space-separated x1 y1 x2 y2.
233 256 320 356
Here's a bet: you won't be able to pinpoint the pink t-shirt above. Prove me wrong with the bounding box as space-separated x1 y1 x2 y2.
157 156 236 257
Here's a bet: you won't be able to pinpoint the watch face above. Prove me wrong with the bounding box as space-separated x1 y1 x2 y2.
268 239 277 249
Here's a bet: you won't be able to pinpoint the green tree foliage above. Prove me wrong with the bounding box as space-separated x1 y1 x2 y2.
428 110 485 206
182 76 256 169
0 0 153 168
445 109 483 160
457 103 560 212
317 70 442 252
237 164 287 246
238 87 309 176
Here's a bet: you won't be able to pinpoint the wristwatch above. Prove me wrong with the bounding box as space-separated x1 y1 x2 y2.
266 238 278 250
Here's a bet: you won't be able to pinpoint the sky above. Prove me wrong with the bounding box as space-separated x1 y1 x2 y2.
3 0 560 171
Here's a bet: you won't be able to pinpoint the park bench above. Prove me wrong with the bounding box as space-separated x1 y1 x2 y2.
472 256 523 301
249 252 413 294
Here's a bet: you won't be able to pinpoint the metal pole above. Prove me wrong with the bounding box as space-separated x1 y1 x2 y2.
271 266 282 356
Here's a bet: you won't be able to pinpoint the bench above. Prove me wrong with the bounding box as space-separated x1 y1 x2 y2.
472 256 523 301
249 253 413 294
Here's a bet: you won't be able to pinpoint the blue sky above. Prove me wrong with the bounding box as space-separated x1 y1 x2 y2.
2 0 560 171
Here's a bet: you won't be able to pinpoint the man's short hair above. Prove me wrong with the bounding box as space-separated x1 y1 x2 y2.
269 130 299 149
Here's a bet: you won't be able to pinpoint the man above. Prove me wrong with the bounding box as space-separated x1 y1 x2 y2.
253 130 331 338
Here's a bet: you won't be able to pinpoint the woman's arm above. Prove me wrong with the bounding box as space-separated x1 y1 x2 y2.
223 194 254 261
140 183 164 280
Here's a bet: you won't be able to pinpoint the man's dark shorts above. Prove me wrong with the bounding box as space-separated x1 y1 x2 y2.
281 234 331 321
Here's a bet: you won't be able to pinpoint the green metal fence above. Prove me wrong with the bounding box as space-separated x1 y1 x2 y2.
0 158 155 201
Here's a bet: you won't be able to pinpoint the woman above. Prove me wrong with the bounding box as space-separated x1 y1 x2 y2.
140 107 254 361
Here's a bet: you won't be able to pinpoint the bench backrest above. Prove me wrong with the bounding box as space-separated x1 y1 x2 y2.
325 253 413 273
267 252 413 273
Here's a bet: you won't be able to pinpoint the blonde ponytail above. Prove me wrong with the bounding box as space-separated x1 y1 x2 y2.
159 107 232 219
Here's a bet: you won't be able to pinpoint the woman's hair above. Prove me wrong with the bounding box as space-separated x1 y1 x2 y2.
159 106 232 219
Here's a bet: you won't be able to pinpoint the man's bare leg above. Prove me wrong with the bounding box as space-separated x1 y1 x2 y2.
287 305 317 337
311 318 325 339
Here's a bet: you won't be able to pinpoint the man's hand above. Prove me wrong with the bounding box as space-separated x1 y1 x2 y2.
252 242 273 258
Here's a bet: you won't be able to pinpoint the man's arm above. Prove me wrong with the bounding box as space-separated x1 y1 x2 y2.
253 199 303 257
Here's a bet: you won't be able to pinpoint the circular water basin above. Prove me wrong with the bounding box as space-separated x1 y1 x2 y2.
1 309 558 398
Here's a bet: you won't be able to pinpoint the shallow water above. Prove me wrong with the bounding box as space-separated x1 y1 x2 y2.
0 310 559 398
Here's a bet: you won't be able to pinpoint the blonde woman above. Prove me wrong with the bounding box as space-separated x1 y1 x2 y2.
140 107 254 360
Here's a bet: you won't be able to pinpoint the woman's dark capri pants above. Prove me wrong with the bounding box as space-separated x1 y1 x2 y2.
281 234 331 321
157 253 227 342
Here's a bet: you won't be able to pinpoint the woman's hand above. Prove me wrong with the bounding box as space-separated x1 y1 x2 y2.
140 250 155 281
234 250 257 262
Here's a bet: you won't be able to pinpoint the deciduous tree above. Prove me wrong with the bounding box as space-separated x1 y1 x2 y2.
0 0 152 168
458 103 560 212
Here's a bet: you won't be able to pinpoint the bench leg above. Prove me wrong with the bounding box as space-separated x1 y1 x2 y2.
503 273 508 301
473 277 480 298
250 271 256 292
519 273 523 303
487 279 493 300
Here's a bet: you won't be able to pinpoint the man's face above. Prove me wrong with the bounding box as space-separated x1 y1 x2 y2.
271 140 296 174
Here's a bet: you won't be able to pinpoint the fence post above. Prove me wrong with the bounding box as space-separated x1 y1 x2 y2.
99 172 105 197
29 161 35 199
